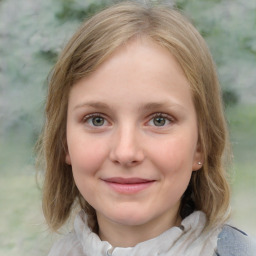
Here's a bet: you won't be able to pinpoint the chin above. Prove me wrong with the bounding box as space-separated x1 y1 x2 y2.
110 211 151 226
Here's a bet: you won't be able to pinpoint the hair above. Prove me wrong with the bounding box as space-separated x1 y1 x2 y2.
37 1 231 233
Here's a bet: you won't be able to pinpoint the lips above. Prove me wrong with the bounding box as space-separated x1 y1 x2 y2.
102 177 155 194
104 177 153 184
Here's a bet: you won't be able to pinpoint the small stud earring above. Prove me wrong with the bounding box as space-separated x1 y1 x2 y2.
198 162 202 165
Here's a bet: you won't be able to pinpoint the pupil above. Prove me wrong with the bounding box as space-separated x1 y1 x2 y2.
92 117 104 126
154 117 166 126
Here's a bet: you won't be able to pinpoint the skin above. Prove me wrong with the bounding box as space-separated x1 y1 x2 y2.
65 38 203 247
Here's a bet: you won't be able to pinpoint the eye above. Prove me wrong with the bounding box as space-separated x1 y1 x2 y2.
83 114 109 127
90 116 105 126
148 113 172 127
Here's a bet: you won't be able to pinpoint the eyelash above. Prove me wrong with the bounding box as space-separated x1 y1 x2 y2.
82 112 174 127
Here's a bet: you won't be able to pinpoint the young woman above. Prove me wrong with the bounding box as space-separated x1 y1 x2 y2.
37 2 254 255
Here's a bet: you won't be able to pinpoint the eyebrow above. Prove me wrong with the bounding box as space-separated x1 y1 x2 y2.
73 101 184 112
73 102 111 111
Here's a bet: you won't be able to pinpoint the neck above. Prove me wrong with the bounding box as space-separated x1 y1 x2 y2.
97 211 181 247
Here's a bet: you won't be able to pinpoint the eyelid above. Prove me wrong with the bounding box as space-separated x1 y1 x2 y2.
82 113 104 121
150 112 175 121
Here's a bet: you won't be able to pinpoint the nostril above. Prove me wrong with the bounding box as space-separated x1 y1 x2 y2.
112 159 139 167
125 160 138 166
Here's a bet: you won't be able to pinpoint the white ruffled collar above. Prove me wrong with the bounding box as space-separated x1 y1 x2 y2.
74 210 220 256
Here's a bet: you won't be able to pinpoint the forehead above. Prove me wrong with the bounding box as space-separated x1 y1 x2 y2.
68 38 194 114
97 37 187 81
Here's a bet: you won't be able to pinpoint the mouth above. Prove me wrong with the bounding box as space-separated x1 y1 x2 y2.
101 177 156 194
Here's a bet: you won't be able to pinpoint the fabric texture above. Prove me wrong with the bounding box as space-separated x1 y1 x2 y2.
215 225 255 256
48 210 222 256
48 210 255 256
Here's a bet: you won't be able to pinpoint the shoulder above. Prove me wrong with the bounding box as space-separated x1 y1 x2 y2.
216 225 255 256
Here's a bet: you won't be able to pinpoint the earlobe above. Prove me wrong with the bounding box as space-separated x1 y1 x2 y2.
192 160 203 171
192 141 203 171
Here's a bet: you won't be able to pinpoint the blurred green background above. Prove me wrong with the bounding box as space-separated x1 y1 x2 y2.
0 0 255 255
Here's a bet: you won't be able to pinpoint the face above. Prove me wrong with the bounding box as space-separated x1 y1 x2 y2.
66 38 202 235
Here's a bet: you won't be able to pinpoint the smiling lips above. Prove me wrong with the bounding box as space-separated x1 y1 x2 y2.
103 177 155 194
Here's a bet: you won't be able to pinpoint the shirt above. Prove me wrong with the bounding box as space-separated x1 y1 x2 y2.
48 210 256 255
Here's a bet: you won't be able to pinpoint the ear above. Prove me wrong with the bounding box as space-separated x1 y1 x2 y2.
64 137 72 165
192 141 203 171
65 152 71 165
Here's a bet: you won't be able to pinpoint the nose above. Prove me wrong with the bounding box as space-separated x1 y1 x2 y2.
109 125 145 167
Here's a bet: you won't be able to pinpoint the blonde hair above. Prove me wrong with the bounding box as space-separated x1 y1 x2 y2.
37 1 230 232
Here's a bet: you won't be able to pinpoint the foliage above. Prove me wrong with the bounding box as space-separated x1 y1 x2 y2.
175 0 256 107
0 0 255 165
222 88 239 107
56 0 110 21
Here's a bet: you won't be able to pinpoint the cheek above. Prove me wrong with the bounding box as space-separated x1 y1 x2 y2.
149 135 197 174
68 137 108 176
68 138 108 205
